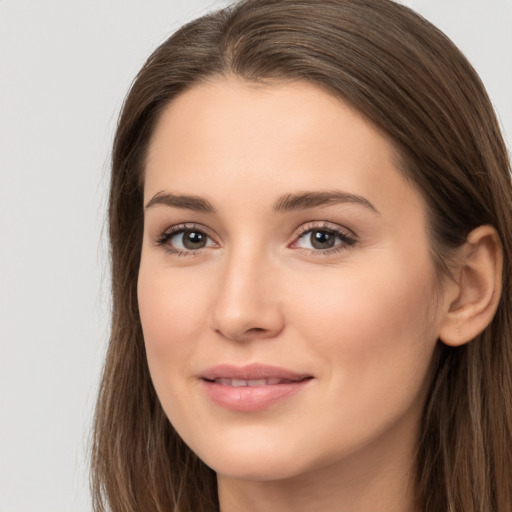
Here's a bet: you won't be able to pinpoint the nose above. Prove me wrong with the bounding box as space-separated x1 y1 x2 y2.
210 248 285 342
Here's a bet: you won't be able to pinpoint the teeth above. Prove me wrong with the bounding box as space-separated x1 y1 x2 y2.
247 379 266 386
214 378 287 386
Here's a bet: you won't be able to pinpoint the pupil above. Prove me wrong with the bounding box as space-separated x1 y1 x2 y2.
183 231 206 249
311 230 335 249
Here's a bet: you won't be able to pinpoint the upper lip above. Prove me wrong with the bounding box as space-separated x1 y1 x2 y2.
200 363 312 382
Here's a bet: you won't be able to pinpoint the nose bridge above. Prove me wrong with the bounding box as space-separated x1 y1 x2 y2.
211 239 283 341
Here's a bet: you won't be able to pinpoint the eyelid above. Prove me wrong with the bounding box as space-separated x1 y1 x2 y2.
154 222 219 256
289 221 358 253
153 220 358 257
293 220 356 239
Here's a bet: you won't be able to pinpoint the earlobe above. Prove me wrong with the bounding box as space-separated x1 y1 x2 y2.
439 225 503 347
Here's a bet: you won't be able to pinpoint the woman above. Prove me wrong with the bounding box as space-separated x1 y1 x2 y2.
91 0 512 511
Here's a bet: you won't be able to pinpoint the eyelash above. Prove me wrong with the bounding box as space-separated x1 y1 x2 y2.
155 222 358 257
292 222 358 255
155 223 215 257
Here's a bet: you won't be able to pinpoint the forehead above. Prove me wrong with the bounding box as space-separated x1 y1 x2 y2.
144 78 422 219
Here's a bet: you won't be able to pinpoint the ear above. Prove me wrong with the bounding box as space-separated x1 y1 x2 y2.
439 225 503 347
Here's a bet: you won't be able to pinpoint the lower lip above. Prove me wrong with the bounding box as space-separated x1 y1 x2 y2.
201 379 312 412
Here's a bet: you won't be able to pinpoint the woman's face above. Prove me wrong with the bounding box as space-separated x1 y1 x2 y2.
138 79 449 482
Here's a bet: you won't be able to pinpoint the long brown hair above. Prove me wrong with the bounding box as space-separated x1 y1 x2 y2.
91 1 512 510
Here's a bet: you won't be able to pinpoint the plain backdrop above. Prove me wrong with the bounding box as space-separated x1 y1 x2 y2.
0 1 511 511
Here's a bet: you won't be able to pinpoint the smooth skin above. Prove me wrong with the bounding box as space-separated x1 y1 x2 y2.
138 78 502 512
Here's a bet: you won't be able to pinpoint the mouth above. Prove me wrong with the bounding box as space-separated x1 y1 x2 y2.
200 362 312 382
199 364 313 412
206 377 307 387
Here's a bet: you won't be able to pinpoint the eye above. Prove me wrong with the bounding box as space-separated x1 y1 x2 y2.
172 230 211 250
156 224 217 255
292 224 357 253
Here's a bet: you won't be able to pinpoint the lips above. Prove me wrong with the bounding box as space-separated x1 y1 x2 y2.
199 363 313 412
213 377 292 386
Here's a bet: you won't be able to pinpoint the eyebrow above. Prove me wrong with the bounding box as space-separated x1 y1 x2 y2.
273 191 379 214
144 190 379 215
145 192 216 213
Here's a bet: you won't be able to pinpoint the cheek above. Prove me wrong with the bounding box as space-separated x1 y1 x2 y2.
137 261 211 385
303 243 436 340
277 256 439 462
290 250 439 401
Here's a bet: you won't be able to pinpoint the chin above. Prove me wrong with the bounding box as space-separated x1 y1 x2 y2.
185 429 315 481
207 454 309 482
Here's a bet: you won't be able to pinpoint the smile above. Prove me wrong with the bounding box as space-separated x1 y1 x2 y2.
211 377 299 386
199 364 313 412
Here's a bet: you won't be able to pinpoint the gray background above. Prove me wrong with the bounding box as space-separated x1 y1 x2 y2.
1 1 511 511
